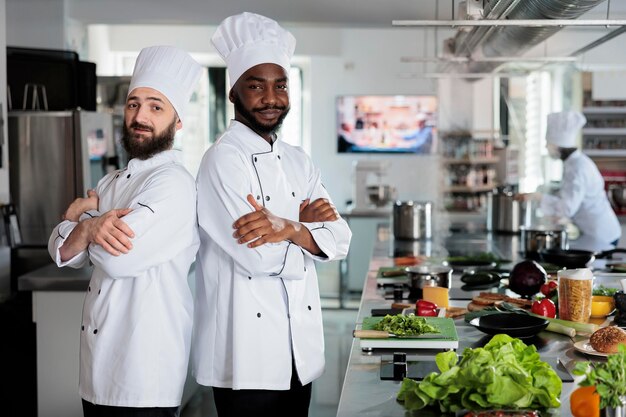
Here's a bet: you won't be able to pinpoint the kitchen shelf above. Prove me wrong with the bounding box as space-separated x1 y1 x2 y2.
442 157 499 165
583 149 626 157
583 107 626 114
582 128 626 135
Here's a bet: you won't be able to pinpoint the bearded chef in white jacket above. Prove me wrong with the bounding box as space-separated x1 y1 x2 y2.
48 46 202 417
192 12 352 417
517 110 621 251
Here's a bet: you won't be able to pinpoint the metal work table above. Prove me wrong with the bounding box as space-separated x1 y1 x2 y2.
337 228 623 417
18 263 92 291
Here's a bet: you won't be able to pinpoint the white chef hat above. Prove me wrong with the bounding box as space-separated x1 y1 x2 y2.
211 12 296 88
545 110 587 148
127 46 203 122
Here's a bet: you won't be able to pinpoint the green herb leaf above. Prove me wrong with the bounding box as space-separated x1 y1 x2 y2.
373 314 439 336
593 286 618 297
576 344 626 409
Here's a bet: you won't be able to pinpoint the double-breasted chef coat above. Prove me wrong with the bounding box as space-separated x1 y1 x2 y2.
541 150 621 251
193 120 352 390
48 150 199 407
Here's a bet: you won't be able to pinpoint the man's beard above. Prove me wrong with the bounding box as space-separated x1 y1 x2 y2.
122 119 176 160
233 94 290 137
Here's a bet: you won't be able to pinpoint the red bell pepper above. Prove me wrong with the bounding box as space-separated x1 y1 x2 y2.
416 299 438 310
417 306 438 317
531 298 557 318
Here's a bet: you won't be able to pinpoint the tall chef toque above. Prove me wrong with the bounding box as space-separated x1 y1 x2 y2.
545 110 587 148
211 12 296 88
127 46 203 122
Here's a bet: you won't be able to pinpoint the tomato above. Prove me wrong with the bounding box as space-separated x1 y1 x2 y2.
416 299 438 310
540 280 558 297
531 298 557 318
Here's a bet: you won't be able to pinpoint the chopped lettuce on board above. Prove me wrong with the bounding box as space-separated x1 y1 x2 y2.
397 334 562 413
373 314 439 336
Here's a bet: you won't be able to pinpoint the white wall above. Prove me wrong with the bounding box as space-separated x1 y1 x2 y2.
5 0 66 49
306 28 447 211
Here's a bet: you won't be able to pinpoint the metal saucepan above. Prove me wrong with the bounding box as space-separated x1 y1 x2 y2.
392 201 433 240
520 226 568 261
540 248 626 269
405 265 452 300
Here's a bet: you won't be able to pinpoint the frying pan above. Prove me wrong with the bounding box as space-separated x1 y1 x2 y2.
540 248 626 269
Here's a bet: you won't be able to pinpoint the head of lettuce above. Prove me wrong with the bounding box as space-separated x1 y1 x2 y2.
397 334 562 413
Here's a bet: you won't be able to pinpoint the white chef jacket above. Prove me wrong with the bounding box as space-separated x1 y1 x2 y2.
541 150 621 251
193 120 352 390
48 150 199 407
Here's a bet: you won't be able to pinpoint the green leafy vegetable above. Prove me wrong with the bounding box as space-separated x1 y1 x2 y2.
373 314 439 336
593 286 618 297
397 334 562 413
573 344 626 409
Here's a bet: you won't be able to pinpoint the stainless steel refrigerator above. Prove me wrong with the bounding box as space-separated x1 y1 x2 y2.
8 110 114 246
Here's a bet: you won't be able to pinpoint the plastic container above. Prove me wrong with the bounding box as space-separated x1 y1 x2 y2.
558 268 594 323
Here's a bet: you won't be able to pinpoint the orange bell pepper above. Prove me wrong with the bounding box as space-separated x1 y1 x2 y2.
570 386 600 417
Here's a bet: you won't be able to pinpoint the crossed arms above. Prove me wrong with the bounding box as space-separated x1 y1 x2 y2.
57 190 340 263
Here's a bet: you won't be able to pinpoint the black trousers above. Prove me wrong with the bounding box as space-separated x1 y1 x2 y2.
82 400 179 417
212 365 312 417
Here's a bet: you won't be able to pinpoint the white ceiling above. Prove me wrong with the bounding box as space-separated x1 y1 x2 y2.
67 0 457 27
67 0 626 27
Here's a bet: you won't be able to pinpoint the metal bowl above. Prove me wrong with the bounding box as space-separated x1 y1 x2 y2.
405 265 452 300
367 185 395 207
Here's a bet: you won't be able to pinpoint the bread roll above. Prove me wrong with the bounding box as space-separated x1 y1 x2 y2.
589 326 626 353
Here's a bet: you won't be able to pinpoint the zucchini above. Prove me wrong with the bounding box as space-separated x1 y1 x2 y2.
460 271 500 285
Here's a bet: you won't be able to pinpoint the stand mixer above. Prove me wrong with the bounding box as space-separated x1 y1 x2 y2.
349 160 396 212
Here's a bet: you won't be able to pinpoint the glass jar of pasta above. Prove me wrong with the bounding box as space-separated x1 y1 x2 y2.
558 268 594 323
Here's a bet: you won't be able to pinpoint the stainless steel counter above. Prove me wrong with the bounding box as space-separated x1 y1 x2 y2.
18 263 92 291
337 229 622 417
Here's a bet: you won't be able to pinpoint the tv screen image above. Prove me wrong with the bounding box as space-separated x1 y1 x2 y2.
337 95 437 154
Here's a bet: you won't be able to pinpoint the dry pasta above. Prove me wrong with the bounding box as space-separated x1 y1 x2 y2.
558 277 593 323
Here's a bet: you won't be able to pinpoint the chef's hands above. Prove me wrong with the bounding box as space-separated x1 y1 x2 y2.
234 194 323 254
59 208 135 262
233 195 297 248
84 209 135 256
62 189 99 222
299 198 340 223
514 192 542 202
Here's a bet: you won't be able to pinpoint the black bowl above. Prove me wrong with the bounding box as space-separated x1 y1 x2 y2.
469 313 549 339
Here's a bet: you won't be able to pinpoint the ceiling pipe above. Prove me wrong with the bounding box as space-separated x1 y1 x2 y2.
569 24 626 56
392 18 626 27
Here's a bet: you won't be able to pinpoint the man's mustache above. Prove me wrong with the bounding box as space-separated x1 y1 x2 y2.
130 122 153 132
253 106 287 112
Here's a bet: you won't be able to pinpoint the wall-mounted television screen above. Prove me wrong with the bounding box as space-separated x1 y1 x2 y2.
337 95 437 154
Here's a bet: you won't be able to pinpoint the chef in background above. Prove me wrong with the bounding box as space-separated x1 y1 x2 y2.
48 46 202 417
516 110 621 251
192 12 352 417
